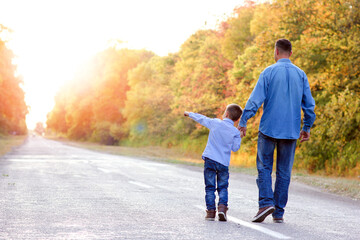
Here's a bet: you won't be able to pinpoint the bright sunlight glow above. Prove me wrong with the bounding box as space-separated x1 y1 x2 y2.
0 0 247 129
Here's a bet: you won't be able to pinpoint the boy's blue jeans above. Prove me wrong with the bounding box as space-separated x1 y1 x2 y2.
256 131 297 218
203 157 229 210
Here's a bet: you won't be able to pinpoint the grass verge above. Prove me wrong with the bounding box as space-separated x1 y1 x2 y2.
292 171 360 200
54 138 360 200
0 135 27 157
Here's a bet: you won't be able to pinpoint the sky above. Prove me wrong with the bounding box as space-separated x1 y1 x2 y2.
0 0 248 129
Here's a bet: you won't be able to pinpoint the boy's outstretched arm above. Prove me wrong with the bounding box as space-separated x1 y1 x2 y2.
184 111 213 129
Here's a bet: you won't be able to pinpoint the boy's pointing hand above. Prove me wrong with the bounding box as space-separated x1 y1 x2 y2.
184 111 189 117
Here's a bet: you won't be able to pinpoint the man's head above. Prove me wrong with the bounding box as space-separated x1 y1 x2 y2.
274 39 292 62
224 104 242 122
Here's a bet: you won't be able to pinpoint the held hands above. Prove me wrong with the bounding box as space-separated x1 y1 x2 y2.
237 126 247 138
299 130 310 142
236 128 310 141
184 111 189 117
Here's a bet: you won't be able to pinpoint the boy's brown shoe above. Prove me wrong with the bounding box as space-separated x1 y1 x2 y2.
273 217 284 223
252 206 275 222
218 204 228 221
205 210 216 221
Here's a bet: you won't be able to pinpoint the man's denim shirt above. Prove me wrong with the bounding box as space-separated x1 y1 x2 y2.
189 113 241 167
239 58 316 139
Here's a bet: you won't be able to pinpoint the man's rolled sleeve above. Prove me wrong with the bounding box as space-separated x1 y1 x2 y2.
238 71 268 127
239 115 248 127
301 75 316 132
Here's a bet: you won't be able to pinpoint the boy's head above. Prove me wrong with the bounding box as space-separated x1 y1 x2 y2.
224 104 242 122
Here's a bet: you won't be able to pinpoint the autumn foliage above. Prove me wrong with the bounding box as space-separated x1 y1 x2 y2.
0 25 27 135
47 0 359 177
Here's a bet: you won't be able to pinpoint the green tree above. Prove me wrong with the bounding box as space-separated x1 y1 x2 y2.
124 55 177 145
220 1 256 61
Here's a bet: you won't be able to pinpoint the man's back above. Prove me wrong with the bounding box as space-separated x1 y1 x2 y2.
261 59 308 139
240 58 315 140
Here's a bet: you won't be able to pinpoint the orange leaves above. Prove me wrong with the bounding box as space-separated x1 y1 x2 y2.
0 33 27 135
47 48 154 141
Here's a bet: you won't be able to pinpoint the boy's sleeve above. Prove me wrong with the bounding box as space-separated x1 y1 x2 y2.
232 133 241 152
188 112 214 129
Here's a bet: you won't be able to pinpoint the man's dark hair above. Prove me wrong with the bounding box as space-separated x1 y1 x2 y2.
226 104 242 121
275 39 292 53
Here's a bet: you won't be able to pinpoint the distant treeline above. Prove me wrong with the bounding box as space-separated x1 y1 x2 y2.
0 25 27 135
47 0 359 177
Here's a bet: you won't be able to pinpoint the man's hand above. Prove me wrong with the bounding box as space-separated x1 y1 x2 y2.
237 126 247 138
184 111 189 117
299 130 310 142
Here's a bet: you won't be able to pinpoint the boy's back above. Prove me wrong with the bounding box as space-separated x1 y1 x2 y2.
188 112 241 167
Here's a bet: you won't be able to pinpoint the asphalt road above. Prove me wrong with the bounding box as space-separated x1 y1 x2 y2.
1 136 359 240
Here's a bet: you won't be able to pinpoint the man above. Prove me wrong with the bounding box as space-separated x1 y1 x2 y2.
238 39 316 223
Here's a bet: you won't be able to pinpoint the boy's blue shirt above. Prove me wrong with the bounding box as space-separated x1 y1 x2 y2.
189 112 241 167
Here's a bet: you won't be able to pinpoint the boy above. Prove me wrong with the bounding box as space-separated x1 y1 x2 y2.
184 104 242 221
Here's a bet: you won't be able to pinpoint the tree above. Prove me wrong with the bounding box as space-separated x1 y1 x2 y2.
0 26 28 135
47 47 153 143
124 54 177 145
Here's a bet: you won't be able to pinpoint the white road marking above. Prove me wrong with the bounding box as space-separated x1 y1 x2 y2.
180 187 196 192
194 205 291 239
153 184 176 192
98 166 135 180
98 168 113 173
131 162 157 171
128 181 154 189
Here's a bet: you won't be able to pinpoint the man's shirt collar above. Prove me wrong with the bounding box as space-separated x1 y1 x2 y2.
277 58 291 63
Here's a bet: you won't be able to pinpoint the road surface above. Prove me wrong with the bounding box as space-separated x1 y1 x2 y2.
1 137 359 239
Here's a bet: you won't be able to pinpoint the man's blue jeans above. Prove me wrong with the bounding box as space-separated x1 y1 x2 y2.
256 132 297 218
203 157 229 210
